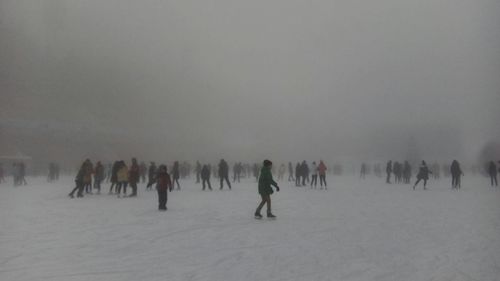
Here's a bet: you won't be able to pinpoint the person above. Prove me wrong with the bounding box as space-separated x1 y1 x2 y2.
201 164 212 191
68 163 86 198
195 161 202 183
393 162 402 183
172 161 181 190
277 163 286 181
295 162 301 186
93 161 105 194
386 161 392 184
403 161 412 184
18 162 27 185
83 159 93 194
288 162 294 182
219 159 231 190
0 163 4 183
301 161 309 186
116 161 129 196
488 161 498 187
139 161 147 183
318 160 327 189
310 161 318 188
450 160 463 189
252 163 259 182
146 162 157 190
156 165 172 211
360 163 367 179
128 158 140 196
108 161 119 194
254 160 279 219
413 161 432 190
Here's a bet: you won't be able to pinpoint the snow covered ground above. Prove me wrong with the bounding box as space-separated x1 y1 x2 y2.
1 175 499 281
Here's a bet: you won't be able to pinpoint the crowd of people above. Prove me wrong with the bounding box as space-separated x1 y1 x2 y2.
2 157 500 215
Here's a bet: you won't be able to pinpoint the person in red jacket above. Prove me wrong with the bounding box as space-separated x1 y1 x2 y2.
156 165 172 211
318 160 328 189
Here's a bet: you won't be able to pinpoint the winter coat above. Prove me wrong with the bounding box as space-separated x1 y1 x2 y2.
219 161 229 177
129 163 140 183
201 166 211 179
311 163 318 175
95 164 105 181
83 163 93 184
318 162 327 176
75 167 85 184
450 161 462 176
117 166 129 182
258 166 278 195
157 172 172 192
416 165 431 180
488 162 497 175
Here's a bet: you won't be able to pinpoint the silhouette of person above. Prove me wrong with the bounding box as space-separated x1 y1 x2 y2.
219 159 231 190
413 161 432 190
488 161 497 187
450 160 463 189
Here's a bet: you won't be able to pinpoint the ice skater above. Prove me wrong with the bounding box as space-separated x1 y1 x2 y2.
254 160 279 219
488 161 497 187
128 158 140 196
288 162 294 182
172 161 181 190
310 161 318 188
413 161 432 190
146 162 157 190
219 159 231 190
156 165 172 211
450 160 463 189
201 164 212 191
68 163 86 198
386 160 392 184
116 161 129 196
93 161 104 194
318 160 327 189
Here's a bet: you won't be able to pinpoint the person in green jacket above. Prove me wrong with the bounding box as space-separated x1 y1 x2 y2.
255 160 280 219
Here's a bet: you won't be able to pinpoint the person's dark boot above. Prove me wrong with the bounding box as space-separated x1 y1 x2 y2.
267 212 276 219
254 211 262 219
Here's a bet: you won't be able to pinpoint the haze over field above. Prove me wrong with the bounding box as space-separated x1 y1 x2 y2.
1 1 499 163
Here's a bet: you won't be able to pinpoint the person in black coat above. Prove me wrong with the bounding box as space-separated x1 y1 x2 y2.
413 161 432 190
450 160 464 189
295 162 301 186
218 159 231 190
146 162 157 190
201 165 212 191
68 163 86 198
487 161 497 187
172 161 181 190
386 161 392 184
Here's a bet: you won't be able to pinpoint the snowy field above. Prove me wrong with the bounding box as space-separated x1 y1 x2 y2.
1 175 500 281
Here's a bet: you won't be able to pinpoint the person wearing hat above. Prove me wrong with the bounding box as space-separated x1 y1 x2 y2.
255 160 280 219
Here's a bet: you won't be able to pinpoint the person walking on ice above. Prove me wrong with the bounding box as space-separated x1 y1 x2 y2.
413 161 432 190
156 165 172 211
254 160 280 219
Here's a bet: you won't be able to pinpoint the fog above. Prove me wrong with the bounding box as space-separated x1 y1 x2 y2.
1 0 499 165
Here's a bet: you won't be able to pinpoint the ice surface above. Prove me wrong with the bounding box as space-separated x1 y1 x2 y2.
1 176 499 281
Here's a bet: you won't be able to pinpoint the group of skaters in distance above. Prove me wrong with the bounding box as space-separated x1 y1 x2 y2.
290 161 328 189
375 159 500 190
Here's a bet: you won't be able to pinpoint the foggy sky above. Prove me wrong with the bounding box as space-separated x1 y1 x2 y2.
1 0 499 163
